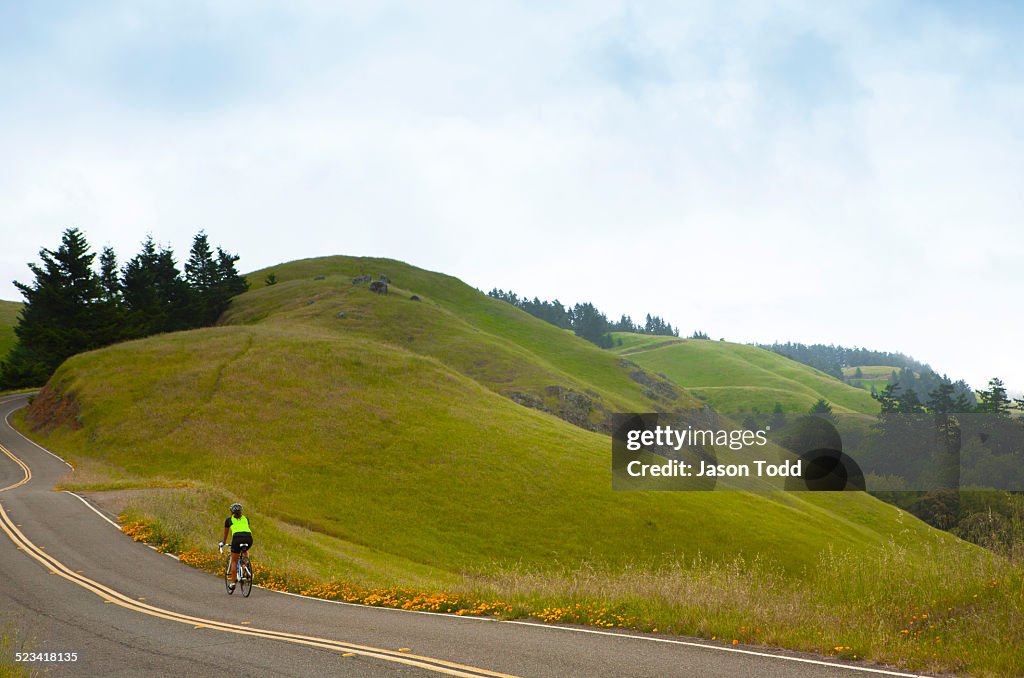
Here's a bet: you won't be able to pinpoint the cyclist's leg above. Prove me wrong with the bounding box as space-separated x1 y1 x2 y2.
228 538 240 583
230 534 252 580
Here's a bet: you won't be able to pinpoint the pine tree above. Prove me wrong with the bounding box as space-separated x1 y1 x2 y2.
872 383 903 414
122 237 190 335
98 246 121 304
899 388 925 414
976 377 1012 415
809 398 836 422
953 392 974 413
927 381 956 414
212 246 249 316
0 228 106 387
184 231 225 325
572 302 613 348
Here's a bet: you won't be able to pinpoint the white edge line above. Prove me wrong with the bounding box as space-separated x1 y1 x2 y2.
499 621 926 678
3 398 74 469
260 593 924 678
63 491 122 530
63 491 181 561
9 395 928 678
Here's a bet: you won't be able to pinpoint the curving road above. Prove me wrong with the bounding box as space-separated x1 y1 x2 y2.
0 394 927 677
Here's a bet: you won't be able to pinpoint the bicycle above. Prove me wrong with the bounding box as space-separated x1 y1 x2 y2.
219 542 253 597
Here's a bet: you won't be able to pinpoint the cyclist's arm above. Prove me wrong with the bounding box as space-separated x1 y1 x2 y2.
221 525 230 544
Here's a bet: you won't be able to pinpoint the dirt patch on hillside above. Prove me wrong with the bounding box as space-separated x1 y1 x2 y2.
24 385 82 433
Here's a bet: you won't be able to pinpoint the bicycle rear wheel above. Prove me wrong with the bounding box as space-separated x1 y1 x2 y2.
224 556 235 595
240 554 253 597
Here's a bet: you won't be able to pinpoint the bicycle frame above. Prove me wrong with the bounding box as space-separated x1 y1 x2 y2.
220 544 253 596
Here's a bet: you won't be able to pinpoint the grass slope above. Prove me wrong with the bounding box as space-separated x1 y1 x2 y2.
233 257 697 430
28 326 935 578
612 333 880 415
15 257 1021 674
0 300 21 365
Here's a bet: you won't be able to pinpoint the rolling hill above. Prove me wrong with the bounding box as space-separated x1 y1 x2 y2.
14 256 1019 673
612 333 880 415
21 256 931 576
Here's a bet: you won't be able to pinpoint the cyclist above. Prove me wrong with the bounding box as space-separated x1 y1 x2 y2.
219 503 253 591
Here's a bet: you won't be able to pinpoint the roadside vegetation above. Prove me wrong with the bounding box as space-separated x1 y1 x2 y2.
110 492 1022 676
0 622 38 678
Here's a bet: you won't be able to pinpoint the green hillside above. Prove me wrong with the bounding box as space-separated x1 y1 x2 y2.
22 257 921 574
15 256 1020 674
24 323 951 574
0 300 20 365
613 334 880 415
234 257 696 431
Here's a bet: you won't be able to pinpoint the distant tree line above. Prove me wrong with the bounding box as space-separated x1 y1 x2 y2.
878 366 977 409
758 342 932 379
758 341 976 407
487 289 680 348
0 228 247 388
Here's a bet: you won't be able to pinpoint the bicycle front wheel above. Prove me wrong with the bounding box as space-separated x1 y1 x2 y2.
225 556 235 595
240 556 253 597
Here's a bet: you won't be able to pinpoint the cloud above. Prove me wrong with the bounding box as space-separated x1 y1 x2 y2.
1 1 1022 389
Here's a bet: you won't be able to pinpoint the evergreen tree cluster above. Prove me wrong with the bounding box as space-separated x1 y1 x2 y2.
882 367 976 410
1 228 247 388
758 342 931 379
868 376 1019 419
487 289 680 348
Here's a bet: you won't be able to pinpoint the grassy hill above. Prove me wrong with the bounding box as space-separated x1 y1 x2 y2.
612 333 880 415
15 256 1021 674
233 258 696 432
0 300 20 365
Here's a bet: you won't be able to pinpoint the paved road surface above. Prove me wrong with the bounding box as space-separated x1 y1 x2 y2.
0 394 926 677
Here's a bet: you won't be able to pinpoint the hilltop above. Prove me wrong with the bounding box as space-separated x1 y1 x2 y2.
612 333 879 415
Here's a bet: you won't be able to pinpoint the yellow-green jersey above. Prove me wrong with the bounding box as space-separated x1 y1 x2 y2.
225 514 252 535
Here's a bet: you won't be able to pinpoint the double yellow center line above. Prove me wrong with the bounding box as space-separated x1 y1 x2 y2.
0 442 516 678
0 442 31 492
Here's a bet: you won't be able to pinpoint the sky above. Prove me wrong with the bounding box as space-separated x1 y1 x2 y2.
1 1 1021 392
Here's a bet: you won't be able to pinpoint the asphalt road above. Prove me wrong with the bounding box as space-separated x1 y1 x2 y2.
0 393 928 677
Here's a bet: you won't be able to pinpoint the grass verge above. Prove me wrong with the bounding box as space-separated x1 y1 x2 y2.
120 508 1022 677
0 622 39 678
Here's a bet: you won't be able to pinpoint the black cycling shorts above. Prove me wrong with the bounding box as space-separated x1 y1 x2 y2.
230 532 253 554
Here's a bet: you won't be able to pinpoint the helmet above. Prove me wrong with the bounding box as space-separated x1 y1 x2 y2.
230 503 242 513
